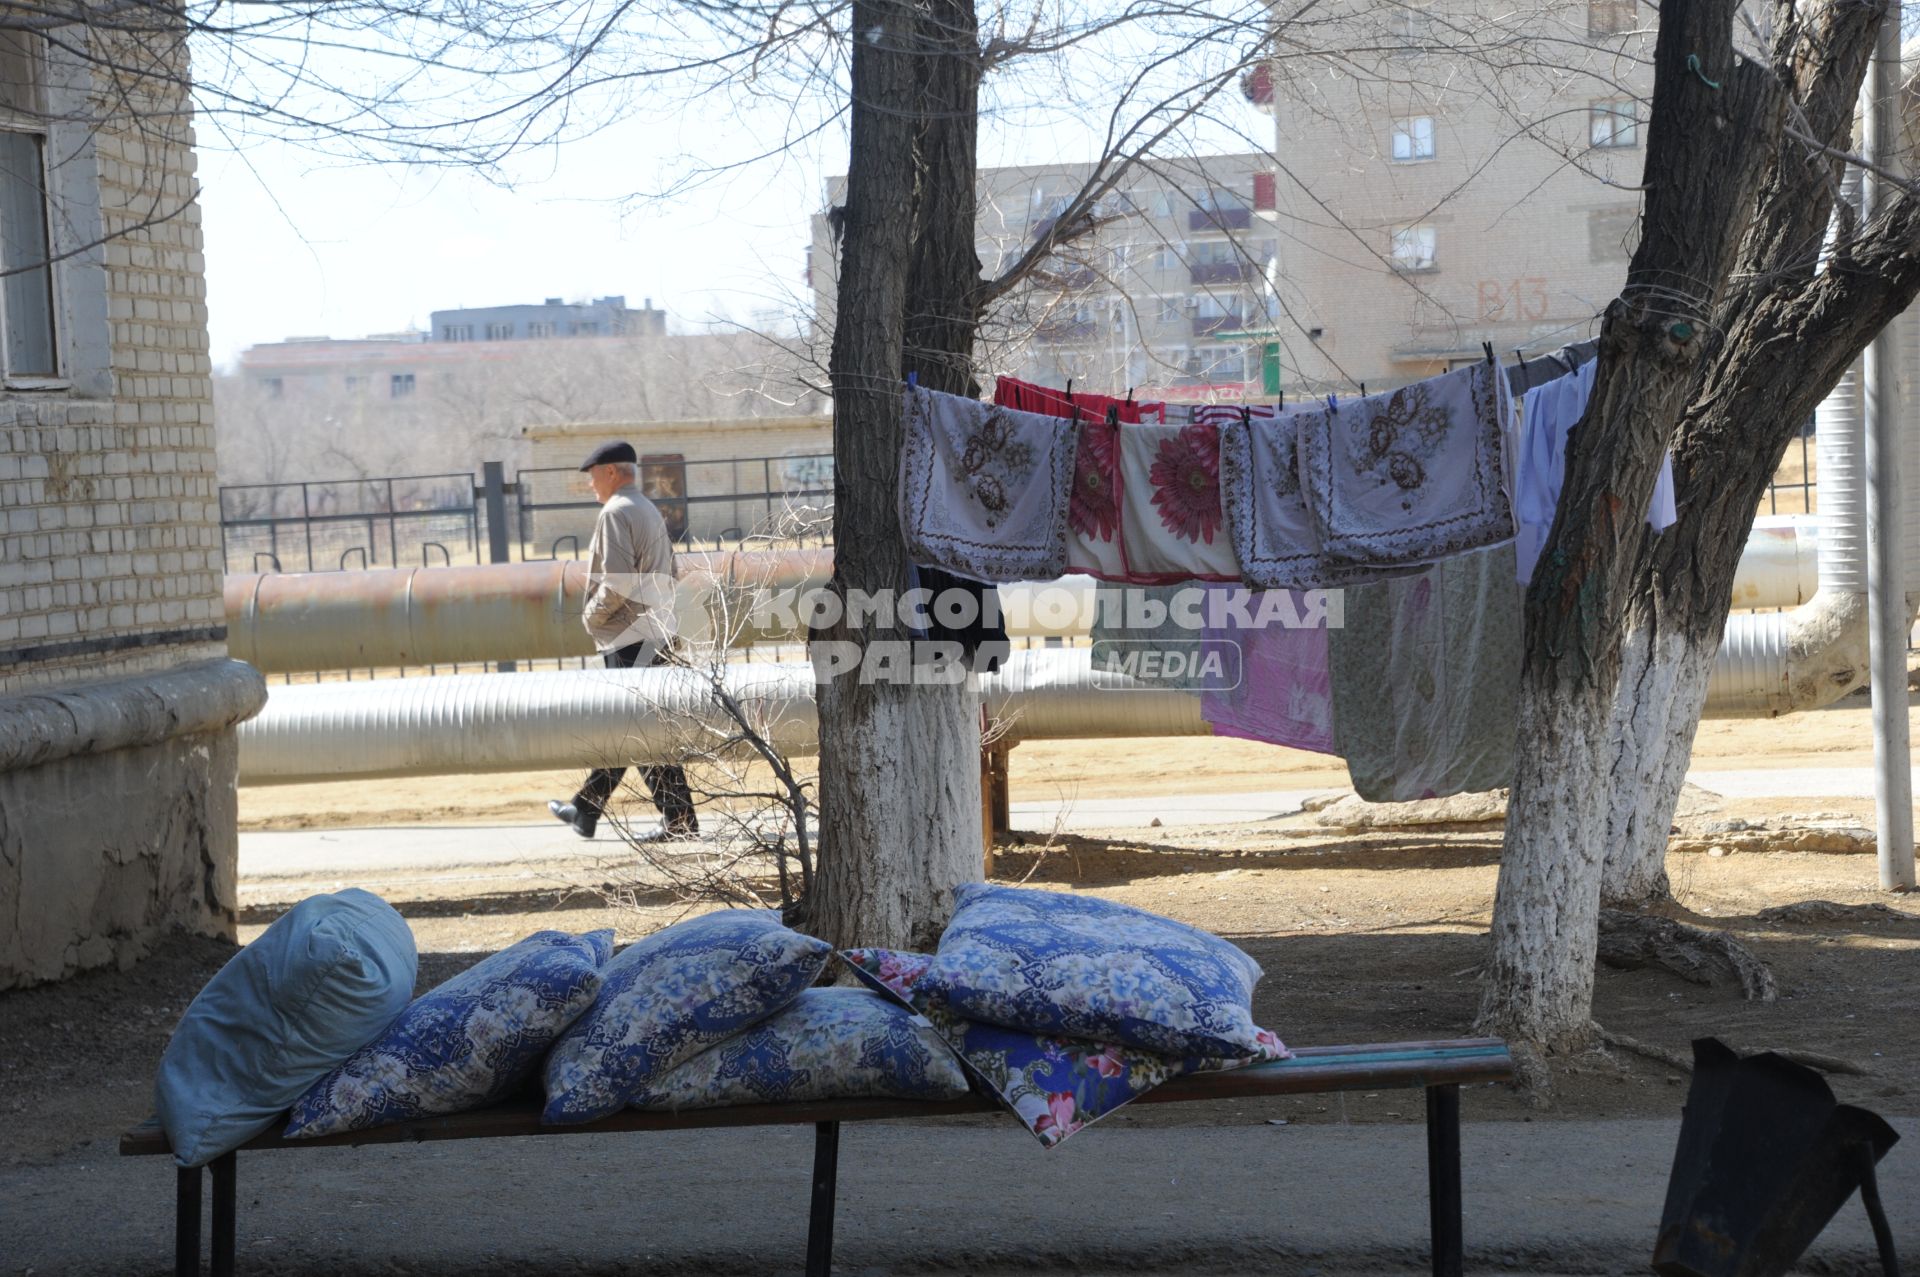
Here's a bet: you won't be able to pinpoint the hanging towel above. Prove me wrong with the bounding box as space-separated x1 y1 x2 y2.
1219 411 1391 590
1295 362 1515 569
1327 543 1521 802
1066 412 1129 579
898 384 1076 583
1191 403 1283 430
994 375 1166 424
1200 591 1336 755
1514 358 1678 588
1116 421 1241 583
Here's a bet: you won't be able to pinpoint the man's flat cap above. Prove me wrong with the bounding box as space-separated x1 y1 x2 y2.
578 440 638 471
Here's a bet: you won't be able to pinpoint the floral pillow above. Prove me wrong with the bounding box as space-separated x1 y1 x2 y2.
842 949 1283 1148
285 929 613 1139
542 910 832 1125
631 987 969 1111
915 884 1277 1059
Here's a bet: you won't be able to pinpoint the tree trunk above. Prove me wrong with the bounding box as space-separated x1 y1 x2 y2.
805 0 986 953
1600 621 1714 905
1478 0 1787 1052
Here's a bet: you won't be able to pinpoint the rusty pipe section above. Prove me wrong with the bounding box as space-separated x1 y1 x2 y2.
224 550 832 673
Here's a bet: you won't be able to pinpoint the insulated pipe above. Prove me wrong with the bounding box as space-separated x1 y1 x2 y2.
1704 369 1872 715
223 551 832 672
228 529 1818 675
235 649 1209 785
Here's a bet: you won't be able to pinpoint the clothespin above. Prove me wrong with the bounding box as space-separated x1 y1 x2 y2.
1327 393 1338 413
1240 406 1251 428
1482 341 1496 366
1064 378 1074 402
1072 401 1082 426
906 371 918 388
1358 382 1366 398
1105 405 1119 428
1125 388 1135 407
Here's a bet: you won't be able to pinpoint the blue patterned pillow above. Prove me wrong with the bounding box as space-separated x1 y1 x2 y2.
844 948 1284 1148
630 987 968 1111
917 884 1274 1059
542 910 833 1125
284 929 613 1139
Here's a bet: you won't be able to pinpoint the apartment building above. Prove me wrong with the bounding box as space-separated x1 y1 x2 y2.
810 152 1287 402
1261 0 1658 393
429 294 667 344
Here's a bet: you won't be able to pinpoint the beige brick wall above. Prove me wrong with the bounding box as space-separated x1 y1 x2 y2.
1266 0 1658 393
0 29 224 695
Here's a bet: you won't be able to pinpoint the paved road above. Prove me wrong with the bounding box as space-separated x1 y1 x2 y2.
6 1116 1914 1274
239 765 1907 882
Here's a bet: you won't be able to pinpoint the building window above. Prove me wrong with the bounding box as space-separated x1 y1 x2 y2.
1391 116 1436 161
1151 243 1185 272
1390 224 1437 271
262 377 283 399
1588 0 1637 36
344 375 363 392
1588 206 1640 263
0 34 56 379
1392 1 1433 42
390 373 415 398
1590 99 1639 148
528 320 556 338
442 324 473 342
485 321 513 340
1158 295 1185 322
572 321 600 336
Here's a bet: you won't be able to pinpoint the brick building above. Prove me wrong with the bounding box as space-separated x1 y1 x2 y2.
0 22 263 987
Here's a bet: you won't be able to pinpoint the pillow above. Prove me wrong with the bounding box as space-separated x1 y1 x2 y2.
154 888 417 1167
630 986 969 1111
842 948 1282 1148
917 884 1273 1059
542 909 832 1125
285 929 614 1139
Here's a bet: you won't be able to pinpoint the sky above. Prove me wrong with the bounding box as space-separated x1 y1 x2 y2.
189 17 1271 371
195 112 832 368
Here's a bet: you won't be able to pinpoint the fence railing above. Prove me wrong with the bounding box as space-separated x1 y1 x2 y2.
217 456 835 573
218 442 1821 577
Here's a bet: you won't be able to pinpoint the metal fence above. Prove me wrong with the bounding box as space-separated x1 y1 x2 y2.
218 473 481 574
218 456 835 573
514 455 834 561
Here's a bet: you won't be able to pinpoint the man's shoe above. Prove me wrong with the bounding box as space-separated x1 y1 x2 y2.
548 800 593 839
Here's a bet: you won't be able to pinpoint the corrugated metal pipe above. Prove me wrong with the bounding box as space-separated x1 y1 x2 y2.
236 649 1207 785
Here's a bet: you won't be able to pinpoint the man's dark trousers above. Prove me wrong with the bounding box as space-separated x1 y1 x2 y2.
570 641 698 835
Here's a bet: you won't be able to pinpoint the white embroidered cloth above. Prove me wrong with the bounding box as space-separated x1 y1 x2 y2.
1219 411 1389 590
1116 422 1240 582
898 385 1075 583
1295 363 1515 568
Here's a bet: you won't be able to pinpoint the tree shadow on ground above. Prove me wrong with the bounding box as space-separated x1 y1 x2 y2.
991 829 1503 885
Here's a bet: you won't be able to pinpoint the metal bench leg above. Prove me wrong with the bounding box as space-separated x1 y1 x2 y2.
1426 1084 1463 1277
176 1164 202 1277
806 1120 840 1277
211 1152 237 1277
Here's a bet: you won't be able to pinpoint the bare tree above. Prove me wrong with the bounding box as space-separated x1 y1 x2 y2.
1479 0 1920 1072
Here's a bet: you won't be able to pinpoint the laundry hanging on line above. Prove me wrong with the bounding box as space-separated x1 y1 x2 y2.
994 375 1166 424
898 383 1076 584
1513 356 1677 588
1328 542 1522 803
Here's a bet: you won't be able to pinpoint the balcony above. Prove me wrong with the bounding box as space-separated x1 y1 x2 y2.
1035 318 1098 343
1189 259 1259 286
1192 313 1245 338
1032 263 1099 290
1189 206 1252 232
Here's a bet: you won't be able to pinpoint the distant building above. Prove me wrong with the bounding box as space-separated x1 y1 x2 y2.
810 153 1284 402
428 295 667 344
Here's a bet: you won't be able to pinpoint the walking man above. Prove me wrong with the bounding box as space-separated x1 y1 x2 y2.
548 441 700 841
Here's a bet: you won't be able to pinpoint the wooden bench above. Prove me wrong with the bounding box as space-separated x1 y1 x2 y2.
123 1037 1512 1277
